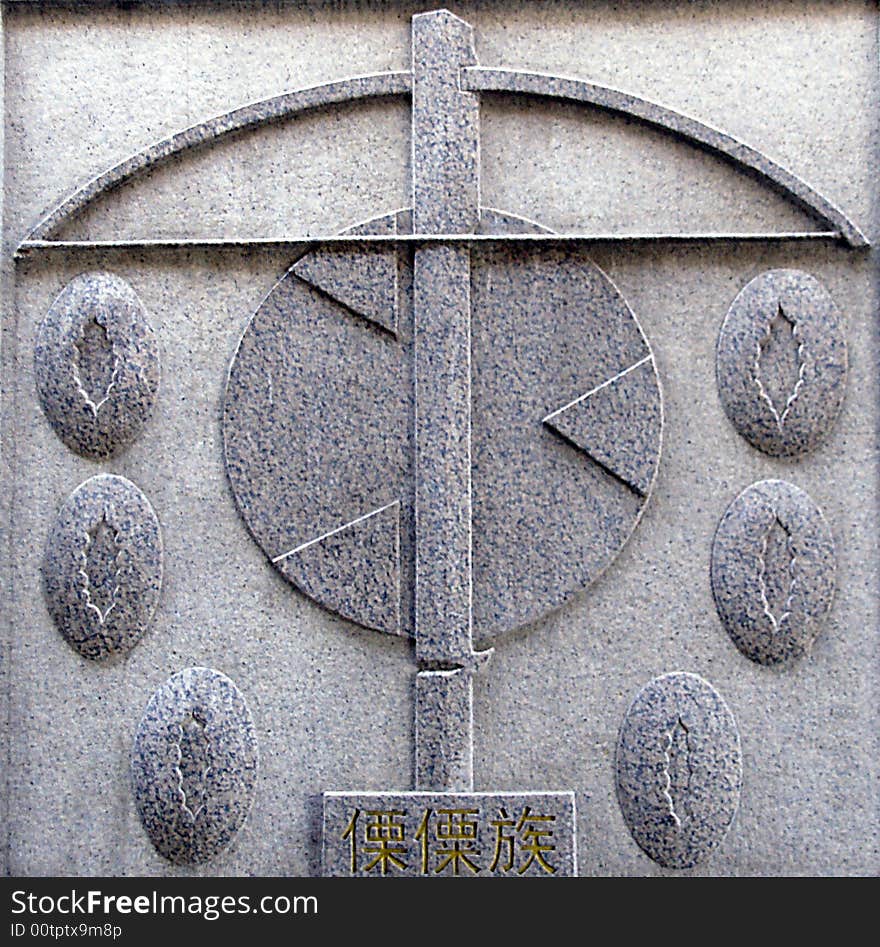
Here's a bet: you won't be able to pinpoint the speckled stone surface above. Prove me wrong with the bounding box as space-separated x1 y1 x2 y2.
413 243 476 667
323 792 576 876
711 479 836 666
460 70 866 248
415 668 476 791
131 667 258 866
222 12 663 814
615 672 742 870
292 243 399 335
34 271 160 458
42 474 162 661
223 247 410 636
223 242 662 644
26 72 412 243
543 355 661 497
226 10 651 821
716 269 847 457
412 10 479 235
2 2 877 878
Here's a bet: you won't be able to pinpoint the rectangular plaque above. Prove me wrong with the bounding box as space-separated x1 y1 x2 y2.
323 792 577 877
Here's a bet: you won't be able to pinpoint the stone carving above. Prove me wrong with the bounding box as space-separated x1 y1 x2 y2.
616 672 742 870
34 272 160 458
223 13 660 869
716 269 847 457
220 12 656 872
224 230 661 644
131 668 258 866
323 793 576 877
21 37 865 248
42 474 162 660
13 4 871 878
711 479 835 665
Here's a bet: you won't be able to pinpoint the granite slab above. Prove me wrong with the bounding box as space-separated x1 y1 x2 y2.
1 0 876 878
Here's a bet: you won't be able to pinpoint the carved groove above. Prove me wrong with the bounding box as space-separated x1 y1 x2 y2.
616 672 742 869
661 717 691 829
757 515 798 634
753 304 807 430
131 667 258 865
72 314 120 417
174 711 212 822
711 479 836 665
77 514 123 628
35 272 160 458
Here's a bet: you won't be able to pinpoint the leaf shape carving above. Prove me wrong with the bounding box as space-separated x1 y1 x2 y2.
754 303 806 429
661 717 691 829
174 711 212 822
78 514 123 627
758 515 798 634
72 313 120 416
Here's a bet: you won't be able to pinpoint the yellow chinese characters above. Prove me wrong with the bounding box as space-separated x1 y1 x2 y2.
341 805 558 875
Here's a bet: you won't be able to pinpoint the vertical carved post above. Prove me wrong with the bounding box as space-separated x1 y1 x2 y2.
411 10 490 792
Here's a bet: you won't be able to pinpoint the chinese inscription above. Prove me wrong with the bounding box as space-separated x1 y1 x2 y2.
324 793 576 877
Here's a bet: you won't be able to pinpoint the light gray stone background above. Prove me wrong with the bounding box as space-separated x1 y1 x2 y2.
2 0 877 876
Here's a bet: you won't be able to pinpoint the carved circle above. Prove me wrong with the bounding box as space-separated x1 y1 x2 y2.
131 667 259 866
711 479 835 666
615 672 742 870
42 474 163 660
223 210 662 641
34 271 160 458
716 269 846 457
